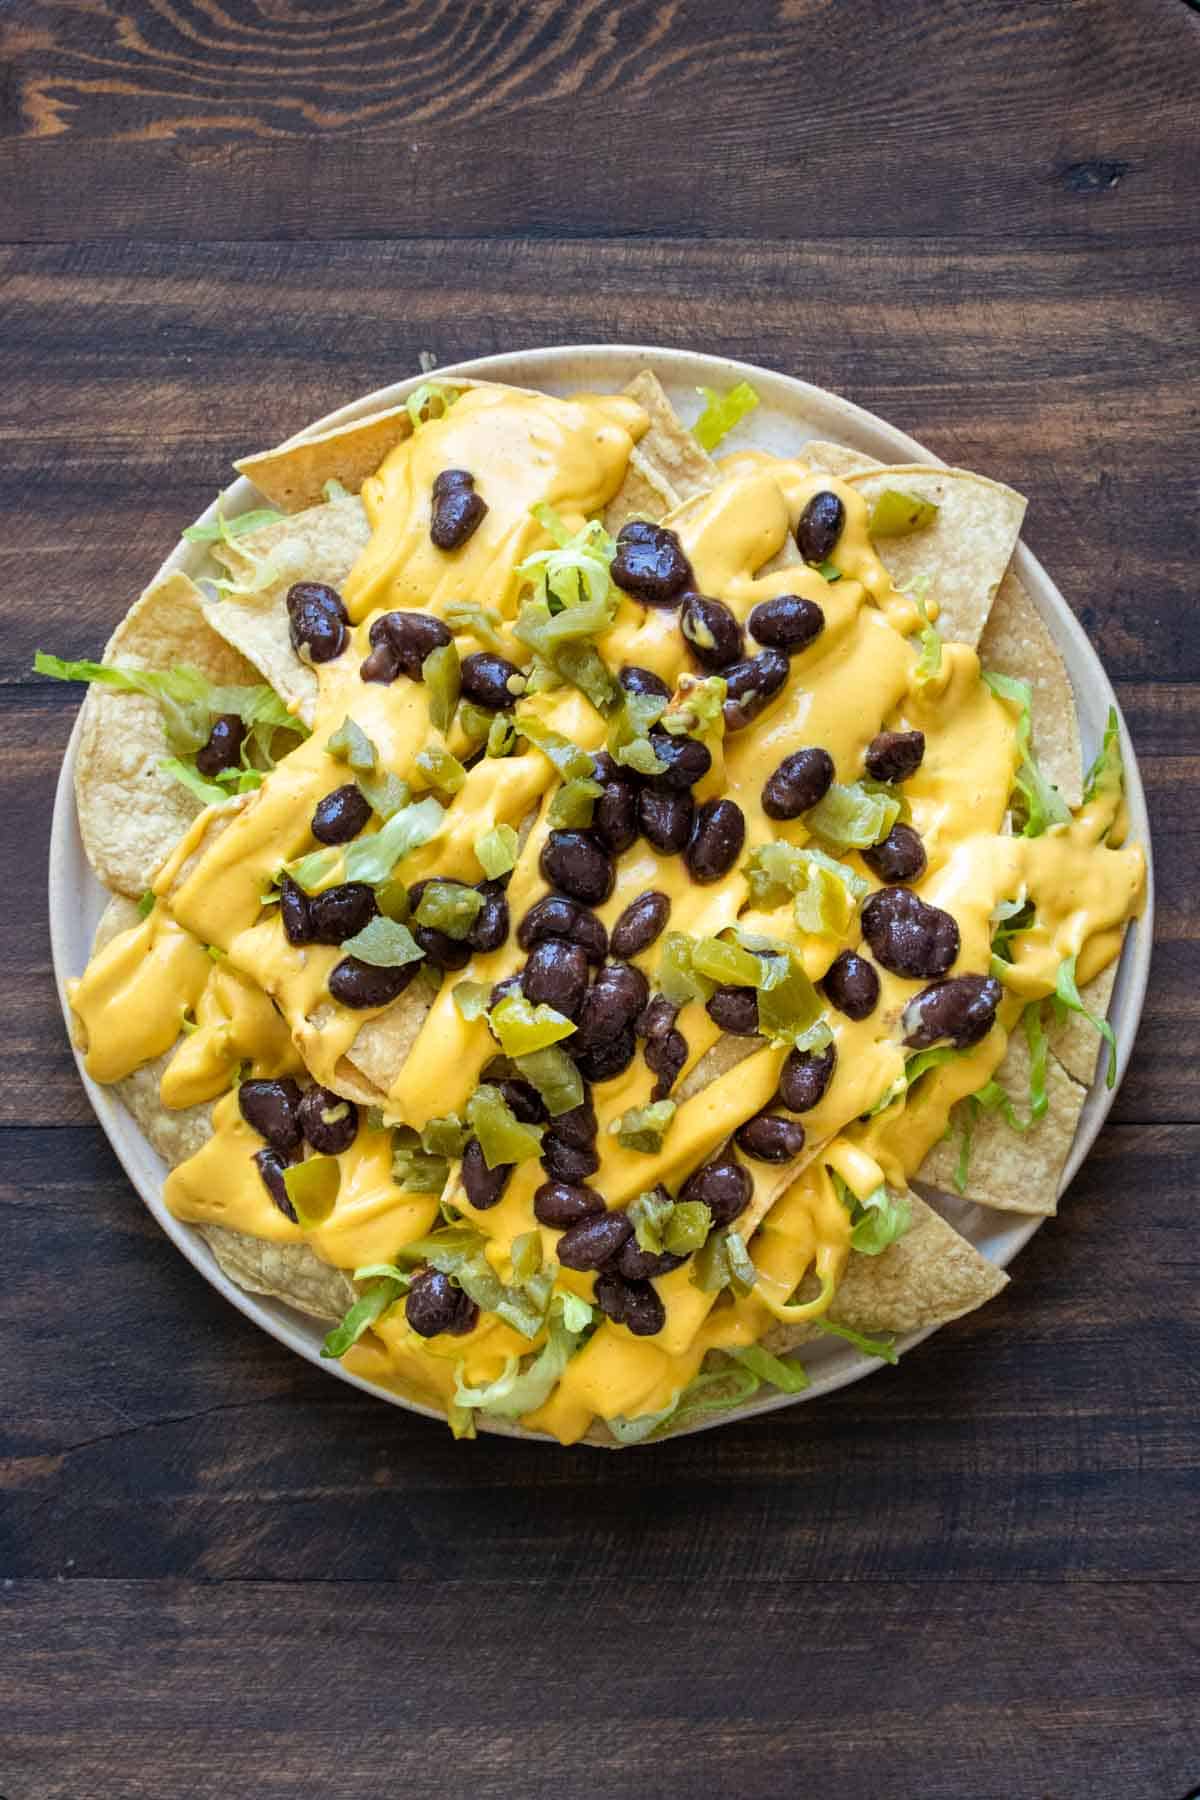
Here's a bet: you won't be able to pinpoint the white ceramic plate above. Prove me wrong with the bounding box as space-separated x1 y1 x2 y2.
48 346 1154 1444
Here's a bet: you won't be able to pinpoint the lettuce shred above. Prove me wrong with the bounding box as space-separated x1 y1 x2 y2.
983 670 1071 836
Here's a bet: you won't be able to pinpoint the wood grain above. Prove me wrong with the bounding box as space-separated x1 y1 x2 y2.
2 2 1198 1795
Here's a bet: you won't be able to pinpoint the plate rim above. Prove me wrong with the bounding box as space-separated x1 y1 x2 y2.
47 343 1155 1446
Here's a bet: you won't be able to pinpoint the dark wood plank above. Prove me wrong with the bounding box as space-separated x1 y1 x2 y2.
1 0 1196 246
1 236 1197 688
1 1577 1196 1800
3 1122 1197 1583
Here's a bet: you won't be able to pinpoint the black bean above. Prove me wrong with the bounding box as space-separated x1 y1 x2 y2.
644 1027 687 1101
460 651 522 711
517 895 608 965
534 1181 605 1228
622 1282 667 1336
822 950 880 1021
762 746 835 819
861 887 960 979
617 1236 686 1281
595 1273 667 1335
540 830 615 905
361 610 452 684
556 1209 634 1271
195 713 246 777
748 593 826 654
551 1098 598 1148
735 1111 806 1163
795 490 845 564
903 974 1003 1050
618 663 672 700
686 797 746 883
297 1084 359 1155
680 1157 753 1229
430 470 488 550
706 984 760 1036
611 891 670 959
541 1132 601 1183
636 994 679 1040
406 1268 478 1338
308 881 378 946
254 1148 297 1221
468 883 509 953
312 783 372 845
611 521 692 606
638 786 695 855
489 974 522 1010
329 956 420 1008
461 1137 513 1211
498 1079 548 1125
412 923 472 972
522 938 590 1019
592 768 640 855
571 1027 637 1085
865 729 926 784
778 1042 837 1113
574 962 650 1048
286 582 349 664
863 822 927 884
279 875 312 946
722 649 790 732
239 1078 303 1157
680 592 744 670
648 727 712 793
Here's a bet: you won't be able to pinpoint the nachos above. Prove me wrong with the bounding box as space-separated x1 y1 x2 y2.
44 370 1145 1445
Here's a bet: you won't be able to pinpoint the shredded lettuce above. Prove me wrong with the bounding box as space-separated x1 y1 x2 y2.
285 795 444 893
814 1319 898 1363
453 1294 589 1421
444 600 508 655
953 1103 975 1192
692 381 760 452
1024 1001 1050 1122
983 670 1071 836
404 382 460 429
609 1360 763 1443
34 653 303 758
1083 705 1123 811
909 578 941 685
727 1343 809 1393
1054 952 1118 1088
158 757 248 808
182 505 285 545
516 506 616 612
321 1277 405 1359
339 916 424 969
833 1173 912 1256
136 890 156 919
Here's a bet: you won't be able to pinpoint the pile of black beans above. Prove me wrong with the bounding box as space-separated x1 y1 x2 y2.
240 1077 360 1217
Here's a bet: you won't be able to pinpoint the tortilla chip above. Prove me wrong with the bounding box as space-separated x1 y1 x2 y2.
345 981 435 1096
772 1192 1007 1343
200 1224 355 1322
842 465 1027 647
979 569 1082 807
800 440 888 477
1046 960 1119 1085
75 572 256 898
676 1032 763 1102
604 371 717 531
916 1028 1086 1216
237 405 409 513
201 492 371 727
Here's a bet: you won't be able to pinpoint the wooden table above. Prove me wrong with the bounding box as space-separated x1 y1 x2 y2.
2 3 1197 1795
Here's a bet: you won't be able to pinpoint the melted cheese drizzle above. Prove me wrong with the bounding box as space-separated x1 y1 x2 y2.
67 383 1145 1444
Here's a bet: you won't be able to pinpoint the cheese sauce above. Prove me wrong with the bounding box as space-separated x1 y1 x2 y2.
67 381 1145 1445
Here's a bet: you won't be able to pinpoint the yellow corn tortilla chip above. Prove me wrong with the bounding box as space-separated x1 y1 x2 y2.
237 399 426 513
800 440 891 478
603 371 717 531
75 573 255 898
1046 959 1119 1085
842 465 1027 647
200 1225 355 1322
200 491 371 728
771 1192 1007 1343
917 1029 1086 1216
979 569 1082 807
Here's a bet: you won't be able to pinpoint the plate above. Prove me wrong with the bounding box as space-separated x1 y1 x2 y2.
48 346 1155 1443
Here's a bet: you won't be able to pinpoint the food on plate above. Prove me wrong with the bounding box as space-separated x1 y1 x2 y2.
43 367 1146 1445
